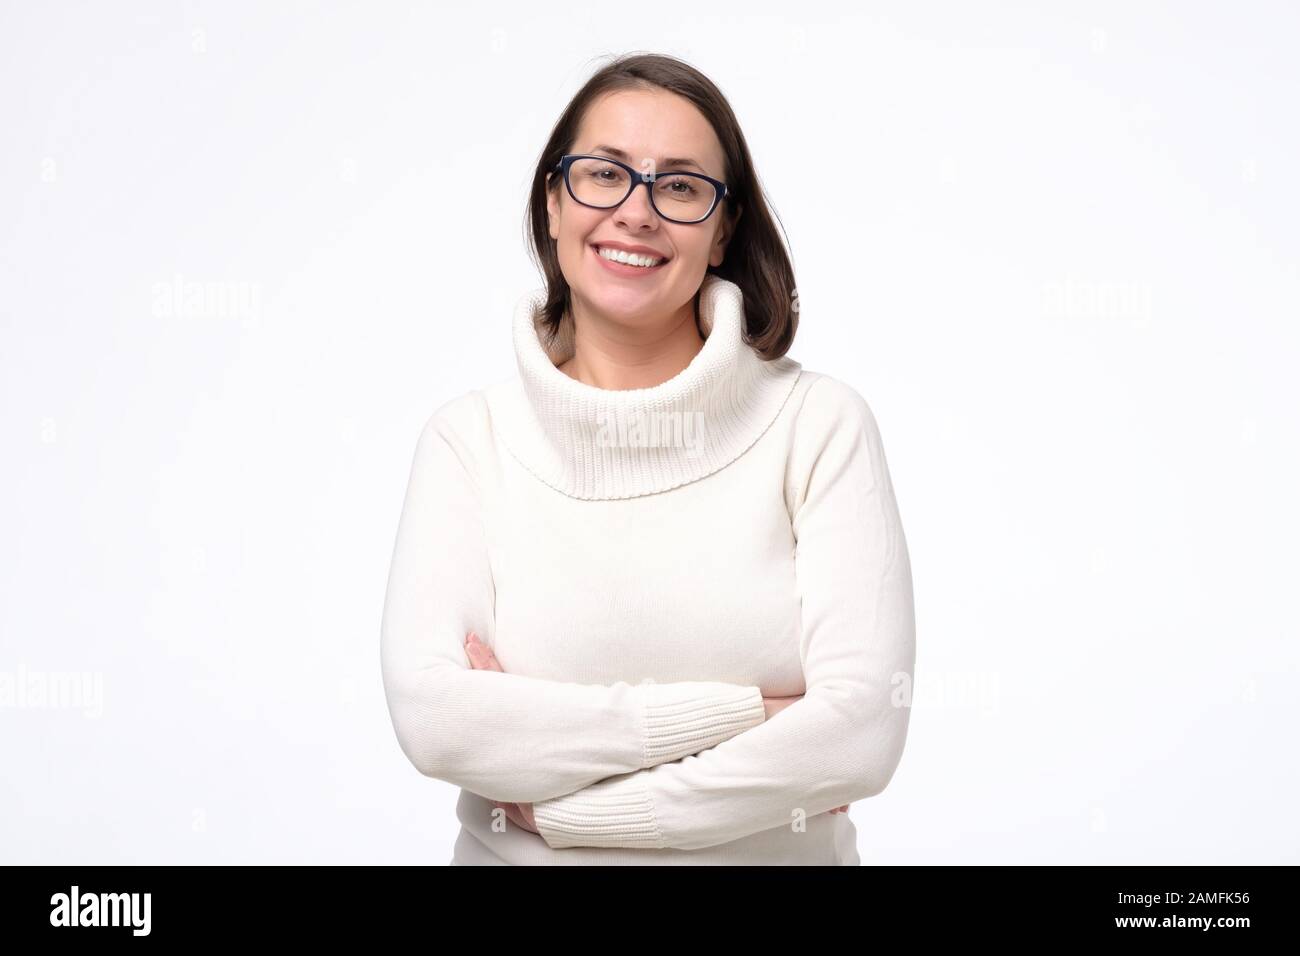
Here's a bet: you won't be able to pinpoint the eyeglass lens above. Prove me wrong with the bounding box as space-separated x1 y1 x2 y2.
567 157 717 223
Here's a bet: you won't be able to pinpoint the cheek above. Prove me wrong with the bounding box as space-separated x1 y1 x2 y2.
558 207 602 250
666 229 714 266
553 209 605 279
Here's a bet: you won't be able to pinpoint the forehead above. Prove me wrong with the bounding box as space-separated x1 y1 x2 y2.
573 88 725 174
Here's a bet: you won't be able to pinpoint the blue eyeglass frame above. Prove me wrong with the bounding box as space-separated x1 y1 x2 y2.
552 153 730 224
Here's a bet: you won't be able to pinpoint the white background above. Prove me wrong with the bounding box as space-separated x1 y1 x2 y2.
2 1 1297 864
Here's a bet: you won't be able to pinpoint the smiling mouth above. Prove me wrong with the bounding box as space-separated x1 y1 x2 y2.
591 244 670 268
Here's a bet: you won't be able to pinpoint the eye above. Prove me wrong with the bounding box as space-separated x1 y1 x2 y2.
657 175 700 197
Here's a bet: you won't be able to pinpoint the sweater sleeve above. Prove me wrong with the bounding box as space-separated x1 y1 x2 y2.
530 378 916 850
379 403 767 804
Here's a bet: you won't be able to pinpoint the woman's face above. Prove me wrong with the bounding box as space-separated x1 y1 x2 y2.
545 87 740 326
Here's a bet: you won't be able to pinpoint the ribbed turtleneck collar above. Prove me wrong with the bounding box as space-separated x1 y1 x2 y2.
486 274 802 501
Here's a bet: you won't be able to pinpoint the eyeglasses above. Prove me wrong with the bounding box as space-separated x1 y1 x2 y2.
552 153 729 224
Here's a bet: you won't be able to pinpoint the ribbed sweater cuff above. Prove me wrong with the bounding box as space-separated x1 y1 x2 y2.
529 684 764 850
638 682 766 765
532 777 664 849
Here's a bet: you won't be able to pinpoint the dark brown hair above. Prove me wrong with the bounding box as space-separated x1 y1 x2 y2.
524 53 799 360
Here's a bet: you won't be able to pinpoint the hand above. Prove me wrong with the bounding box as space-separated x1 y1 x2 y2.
761 693 802 721
764 693 849 815
490 798 539 834
465 634 540 832
465 631 504 672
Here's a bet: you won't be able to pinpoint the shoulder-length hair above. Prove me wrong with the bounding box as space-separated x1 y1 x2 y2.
524 52 799 361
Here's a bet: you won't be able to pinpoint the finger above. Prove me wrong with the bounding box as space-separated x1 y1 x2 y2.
465 642 486 669
466 633 505 672
478 643 505 672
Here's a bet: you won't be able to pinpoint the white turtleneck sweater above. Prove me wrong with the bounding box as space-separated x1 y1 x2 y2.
379 275 916 865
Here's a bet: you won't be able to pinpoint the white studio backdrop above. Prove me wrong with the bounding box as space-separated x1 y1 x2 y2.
1 1 1297 864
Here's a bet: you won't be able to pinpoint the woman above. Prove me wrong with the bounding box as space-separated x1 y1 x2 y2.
379 53 916 865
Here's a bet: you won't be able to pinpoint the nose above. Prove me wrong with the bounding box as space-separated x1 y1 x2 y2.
612 180 660 230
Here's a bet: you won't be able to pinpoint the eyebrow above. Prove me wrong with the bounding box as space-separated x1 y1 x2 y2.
588 144 708 174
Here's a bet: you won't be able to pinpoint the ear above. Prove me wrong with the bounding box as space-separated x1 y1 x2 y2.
710 203 742 267
545 172 562 240
719 203 743 246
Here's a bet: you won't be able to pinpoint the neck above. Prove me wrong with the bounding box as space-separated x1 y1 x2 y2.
491 274 804 500
557 294 705 391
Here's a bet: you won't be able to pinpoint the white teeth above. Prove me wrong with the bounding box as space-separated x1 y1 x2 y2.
597 246 664 267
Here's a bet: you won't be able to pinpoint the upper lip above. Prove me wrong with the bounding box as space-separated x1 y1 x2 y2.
592 240 671 260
